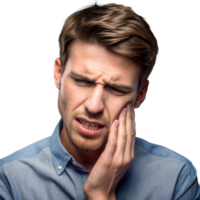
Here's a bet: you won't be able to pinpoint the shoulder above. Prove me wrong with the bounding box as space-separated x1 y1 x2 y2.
135 137 192 165
117 137 199 199
0 136 49 169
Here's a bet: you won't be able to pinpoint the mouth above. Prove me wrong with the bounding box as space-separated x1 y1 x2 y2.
76 119 105 128
76 117 105 126
75 119 105 136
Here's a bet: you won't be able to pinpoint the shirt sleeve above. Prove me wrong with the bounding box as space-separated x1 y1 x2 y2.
0 170 13 200
173 163 200 200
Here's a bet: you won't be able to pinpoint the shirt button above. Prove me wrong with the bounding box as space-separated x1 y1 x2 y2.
58 165 62 170
72 160 77 166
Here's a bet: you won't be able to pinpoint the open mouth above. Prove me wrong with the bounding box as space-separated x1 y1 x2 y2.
75 119 105 136
76 119 104 130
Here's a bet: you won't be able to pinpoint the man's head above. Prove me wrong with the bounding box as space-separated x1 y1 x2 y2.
54 3 158 153
58 3 158 91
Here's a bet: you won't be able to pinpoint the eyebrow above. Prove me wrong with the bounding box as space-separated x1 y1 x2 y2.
69 71 134 92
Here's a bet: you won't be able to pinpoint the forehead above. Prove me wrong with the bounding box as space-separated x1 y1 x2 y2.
65 40 140 87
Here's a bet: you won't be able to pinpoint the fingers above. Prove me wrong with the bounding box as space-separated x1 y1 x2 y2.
124 104 135 162
135 110 138 136
113 103 136 166
113 107 127 163
130 106 136 160
103 120 119 161
103 103 136 167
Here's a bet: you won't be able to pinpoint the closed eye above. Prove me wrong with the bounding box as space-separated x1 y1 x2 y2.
75 79 126 94
74 79 92 84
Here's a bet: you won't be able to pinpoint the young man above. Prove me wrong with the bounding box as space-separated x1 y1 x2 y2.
0 3 199 200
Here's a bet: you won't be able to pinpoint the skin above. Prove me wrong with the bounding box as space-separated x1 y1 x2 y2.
54 39 149 199
84 104 136 200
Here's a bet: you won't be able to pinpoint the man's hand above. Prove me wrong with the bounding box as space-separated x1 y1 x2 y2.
83 103 136 200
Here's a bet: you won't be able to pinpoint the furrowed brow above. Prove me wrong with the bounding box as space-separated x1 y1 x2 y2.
69 71 134 92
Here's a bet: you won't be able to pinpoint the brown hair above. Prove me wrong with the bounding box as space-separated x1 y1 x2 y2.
59 3 158 91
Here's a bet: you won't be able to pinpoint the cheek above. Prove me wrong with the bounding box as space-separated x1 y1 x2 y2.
60 80 87 110
68 85 86 102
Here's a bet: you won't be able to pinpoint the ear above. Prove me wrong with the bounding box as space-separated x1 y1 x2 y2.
134 80 149 108
54 58 62 89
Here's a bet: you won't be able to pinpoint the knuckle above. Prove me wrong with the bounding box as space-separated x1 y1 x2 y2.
130 129 136 136
131 153 135 160
107 140 117 149
127 128 134 136
124 156 131 165
120 131 127 139
115 159 123 168
101 154 111 167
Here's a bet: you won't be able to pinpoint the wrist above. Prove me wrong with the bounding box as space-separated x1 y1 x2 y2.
86 194 116 200
86 196 116 200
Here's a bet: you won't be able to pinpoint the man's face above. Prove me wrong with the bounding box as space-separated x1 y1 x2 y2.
54 40 148 152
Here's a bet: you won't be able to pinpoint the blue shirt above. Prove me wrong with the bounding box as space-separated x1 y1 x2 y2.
0 119 199 200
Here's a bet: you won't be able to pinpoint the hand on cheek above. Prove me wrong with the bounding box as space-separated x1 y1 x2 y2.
83 103 136 200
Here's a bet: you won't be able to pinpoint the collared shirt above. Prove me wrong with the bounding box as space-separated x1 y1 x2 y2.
0 119 200 200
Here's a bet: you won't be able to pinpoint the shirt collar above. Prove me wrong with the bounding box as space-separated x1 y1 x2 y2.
50 119 72 175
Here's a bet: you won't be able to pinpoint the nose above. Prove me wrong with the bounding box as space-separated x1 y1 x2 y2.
84 84 105 114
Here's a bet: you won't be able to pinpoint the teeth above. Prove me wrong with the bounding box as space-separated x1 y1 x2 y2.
79 120 100 130
82 124 99 130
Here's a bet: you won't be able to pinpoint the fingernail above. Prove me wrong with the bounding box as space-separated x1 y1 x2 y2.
123 108 127 116
127 103 131 111
115 121 119 127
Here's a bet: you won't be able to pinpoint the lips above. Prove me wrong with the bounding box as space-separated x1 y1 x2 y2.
75 120 105 137
76 117 105 127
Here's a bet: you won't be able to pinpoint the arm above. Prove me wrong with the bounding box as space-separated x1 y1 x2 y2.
173 163 200 200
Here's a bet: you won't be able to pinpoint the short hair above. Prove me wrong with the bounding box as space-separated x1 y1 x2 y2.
59 3 158 91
